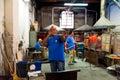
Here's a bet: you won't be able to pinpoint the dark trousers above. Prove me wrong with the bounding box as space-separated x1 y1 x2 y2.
50 60 65 72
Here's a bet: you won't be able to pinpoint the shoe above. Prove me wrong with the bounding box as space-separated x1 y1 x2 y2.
83 58 86 62
73 61 77 63
68 63 74 65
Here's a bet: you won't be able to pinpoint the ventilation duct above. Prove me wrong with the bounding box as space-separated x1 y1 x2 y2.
113 0 120 8
93 0 115 29
74 8 92 32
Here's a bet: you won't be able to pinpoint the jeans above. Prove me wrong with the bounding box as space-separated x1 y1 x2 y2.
50 60 65 72
68 50 76 64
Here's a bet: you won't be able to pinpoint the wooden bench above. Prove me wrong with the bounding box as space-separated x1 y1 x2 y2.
44 69 80 80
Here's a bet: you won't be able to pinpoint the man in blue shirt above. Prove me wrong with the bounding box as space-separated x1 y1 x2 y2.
65 31 76 65
35 38 42 51
43 26 65 72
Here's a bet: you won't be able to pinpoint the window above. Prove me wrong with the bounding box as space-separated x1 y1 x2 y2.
60 10 74 29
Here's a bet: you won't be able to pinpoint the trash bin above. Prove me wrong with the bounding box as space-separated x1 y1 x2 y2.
16 61 27 78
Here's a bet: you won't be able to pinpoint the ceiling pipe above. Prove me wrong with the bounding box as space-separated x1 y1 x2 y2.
74 8 92 32
101 0 105 17
113 0 120 8
84 8 87 24
73 7 88 25
93 0 115 29
87 10 98 23
52 7 67 24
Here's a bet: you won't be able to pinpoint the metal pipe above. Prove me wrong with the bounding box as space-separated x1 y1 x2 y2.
106 2 114 20
101 0 106 17
84 8 87 24
52 7 66 24
72 7 87 25
52 7 54 24
113 0 120 8
52 7 87 28
87 10 98 22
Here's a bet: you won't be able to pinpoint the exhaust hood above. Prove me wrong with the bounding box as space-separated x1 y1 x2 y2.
93 0 115 29
74 24 92 31
112 26 120 32
43 24 65 31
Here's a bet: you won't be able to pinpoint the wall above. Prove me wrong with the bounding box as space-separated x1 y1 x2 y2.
17 0 35 60
38 7 94 30
0 0 4 33
5 0 35 61
13 0 19 62
0 0 6 75
106 0 120 25
18 0 30 49
0 0 35 75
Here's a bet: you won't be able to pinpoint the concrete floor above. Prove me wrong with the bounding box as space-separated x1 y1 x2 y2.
41 54 117 80
24 54 118 80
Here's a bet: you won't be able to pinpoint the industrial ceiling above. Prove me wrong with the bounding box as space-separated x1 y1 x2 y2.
34 0 100 10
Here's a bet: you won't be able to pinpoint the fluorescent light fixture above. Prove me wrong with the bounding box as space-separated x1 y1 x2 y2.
64 3 88 6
